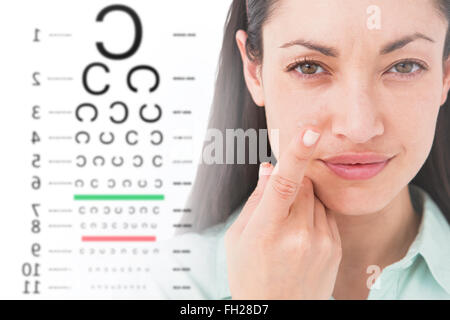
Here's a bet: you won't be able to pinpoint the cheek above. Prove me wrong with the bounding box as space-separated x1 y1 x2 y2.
264 75 328 160
386 83 441 166
266 104 322 161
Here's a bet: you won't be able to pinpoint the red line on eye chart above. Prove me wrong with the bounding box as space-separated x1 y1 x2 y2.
82 236 157 242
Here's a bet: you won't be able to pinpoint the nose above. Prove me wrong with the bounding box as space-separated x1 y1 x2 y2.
330 75 384 144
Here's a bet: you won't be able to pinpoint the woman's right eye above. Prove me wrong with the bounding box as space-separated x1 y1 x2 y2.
286 58 328 79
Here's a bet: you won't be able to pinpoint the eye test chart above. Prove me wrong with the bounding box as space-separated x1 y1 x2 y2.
0 0 231 299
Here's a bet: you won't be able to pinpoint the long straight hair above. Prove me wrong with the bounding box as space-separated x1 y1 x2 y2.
176 0 450 235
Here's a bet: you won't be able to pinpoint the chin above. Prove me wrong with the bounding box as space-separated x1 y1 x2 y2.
323 200 386 216
311 178 398 216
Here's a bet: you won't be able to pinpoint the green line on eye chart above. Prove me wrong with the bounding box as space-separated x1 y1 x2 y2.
73 194 165 201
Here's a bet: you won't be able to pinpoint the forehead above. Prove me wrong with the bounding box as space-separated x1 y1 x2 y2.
262 0 446 53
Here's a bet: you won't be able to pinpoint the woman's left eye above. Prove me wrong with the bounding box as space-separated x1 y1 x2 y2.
387 61 424 75
295 62 325 75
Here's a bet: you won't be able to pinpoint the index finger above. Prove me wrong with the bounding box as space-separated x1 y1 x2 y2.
257 125 321 220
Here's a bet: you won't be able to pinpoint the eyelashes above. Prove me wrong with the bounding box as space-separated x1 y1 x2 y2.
285 56 429 80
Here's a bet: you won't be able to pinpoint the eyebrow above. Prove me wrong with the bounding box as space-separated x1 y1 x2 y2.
279 38 339 57
379 32 435 55
278 32 435 57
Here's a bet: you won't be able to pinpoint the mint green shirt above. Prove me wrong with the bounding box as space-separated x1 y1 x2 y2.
150 184 450 299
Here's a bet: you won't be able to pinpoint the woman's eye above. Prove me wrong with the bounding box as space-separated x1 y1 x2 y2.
295 62 325 75
388 61 421 74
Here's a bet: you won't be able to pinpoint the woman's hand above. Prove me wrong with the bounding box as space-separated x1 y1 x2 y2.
224 126 342 300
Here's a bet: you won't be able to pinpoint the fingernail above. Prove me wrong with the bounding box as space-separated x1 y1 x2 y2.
258 162 272 178
303 129 320 147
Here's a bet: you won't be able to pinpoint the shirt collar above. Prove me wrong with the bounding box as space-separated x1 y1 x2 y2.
215 184 450 299
394 184 450 294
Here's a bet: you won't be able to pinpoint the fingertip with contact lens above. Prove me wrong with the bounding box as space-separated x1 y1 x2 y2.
303 129 321 147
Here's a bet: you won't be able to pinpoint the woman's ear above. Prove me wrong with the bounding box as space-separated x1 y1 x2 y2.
235 30 265 107
440 56 450 106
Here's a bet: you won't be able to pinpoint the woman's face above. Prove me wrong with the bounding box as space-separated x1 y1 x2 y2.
238 0 450 215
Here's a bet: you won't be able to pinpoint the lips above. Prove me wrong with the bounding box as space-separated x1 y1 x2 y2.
321 152 393 165
320 152 395 180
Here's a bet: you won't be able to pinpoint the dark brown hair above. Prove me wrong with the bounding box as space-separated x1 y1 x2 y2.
411 0 450 223
176 0 450 235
